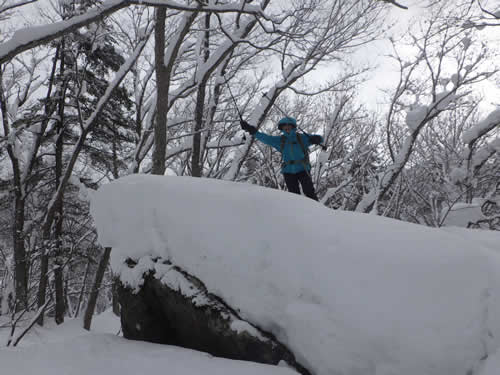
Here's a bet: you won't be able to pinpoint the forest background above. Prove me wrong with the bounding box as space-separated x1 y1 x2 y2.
0 0 499 339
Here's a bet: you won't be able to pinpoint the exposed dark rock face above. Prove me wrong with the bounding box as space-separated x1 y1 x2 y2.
117 258 312 375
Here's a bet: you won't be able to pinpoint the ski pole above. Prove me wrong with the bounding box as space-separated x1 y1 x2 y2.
262 92 327 151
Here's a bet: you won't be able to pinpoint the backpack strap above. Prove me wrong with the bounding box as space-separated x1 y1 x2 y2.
296 134 310 166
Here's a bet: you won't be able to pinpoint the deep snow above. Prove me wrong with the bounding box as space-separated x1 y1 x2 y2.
90 175 500 375
0 310 295 375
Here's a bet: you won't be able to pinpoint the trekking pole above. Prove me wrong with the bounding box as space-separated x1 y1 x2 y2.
262 92 288 118
223 75 244 121
262 92 327 151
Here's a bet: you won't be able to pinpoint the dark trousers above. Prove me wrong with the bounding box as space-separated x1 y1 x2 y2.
284 171 319 201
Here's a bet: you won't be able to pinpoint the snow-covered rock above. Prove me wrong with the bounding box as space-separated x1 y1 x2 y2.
441 201 486 228
91 175 500 375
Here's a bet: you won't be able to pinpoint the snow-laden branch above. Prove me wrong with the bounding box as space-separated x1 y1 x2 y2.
0 0 38 15
169 5 266 102
459 107 500 176
354 91 458 213
0 0 265 64
470 137 500 171
463 107 500 145
0 0 127 64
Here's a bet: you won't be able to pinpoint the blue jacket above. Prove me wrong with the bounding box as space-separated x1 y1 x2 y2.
254 129 323 174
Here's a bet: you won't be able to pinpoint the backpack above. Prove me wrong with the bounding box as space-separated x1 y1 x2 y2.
280 134 310 169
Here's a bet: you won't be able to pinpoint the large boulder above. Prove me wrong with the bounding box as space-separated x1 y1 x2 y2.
117 257 311 375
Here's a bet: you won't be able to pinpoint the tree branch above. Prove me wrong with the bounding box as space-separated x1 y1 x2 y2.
11 299 51 347
380 0 408 10
0 0 265 64
478 0 500 19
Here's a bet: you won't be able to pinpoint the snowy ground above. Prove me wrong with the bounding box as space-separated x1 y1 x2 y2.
89 175 500 375
0 310 296 375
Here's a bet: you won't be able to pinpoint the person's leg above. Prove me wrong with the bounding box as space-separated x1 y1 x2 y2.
283 173 301 195
298 171 319 201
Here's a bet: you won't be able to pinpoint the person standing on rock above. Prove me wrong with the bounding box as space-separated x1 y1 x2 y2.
240 117 323 201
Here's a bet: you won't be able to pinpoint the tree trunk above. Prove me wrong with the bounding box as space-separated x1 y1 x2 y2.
54 68 66 324
12 193 28 311
75 258 91 317
152 8 168 175
112 277 120 316
191 14 210 177
192 83 206 177
54 262 65 324
37 254 48 325
64 276 74 318
38 40 67 325
0 66 28 311
112 122 120 179
83 247 111 330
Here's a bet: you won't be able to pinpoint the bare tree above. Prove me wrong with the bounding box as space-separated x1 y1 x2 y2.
355 1 498 213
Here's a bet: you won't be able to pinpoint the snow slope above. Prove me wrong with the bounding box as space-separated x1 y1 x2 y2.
0 312 295 375
91 175 500 375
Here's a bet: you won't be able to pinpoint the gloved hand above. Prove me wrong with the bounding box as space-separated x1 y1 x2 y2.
240 120 257 135
309 135 323 145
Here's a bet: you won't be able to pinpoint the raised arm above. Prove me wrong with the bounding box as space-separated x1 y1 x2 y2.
254 132 281 151
241 120 281 150
300 133 324 148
